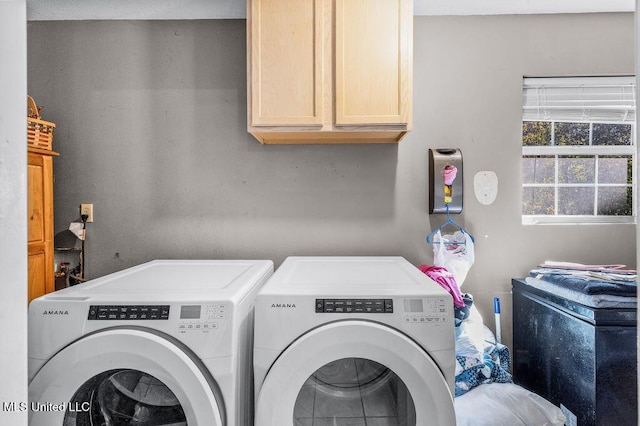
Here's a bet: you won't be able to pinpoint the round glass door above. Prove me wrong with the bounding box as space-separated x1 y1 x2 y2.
29 328 224 426
293 358 416 425
64 369 186 425
255 321 455 426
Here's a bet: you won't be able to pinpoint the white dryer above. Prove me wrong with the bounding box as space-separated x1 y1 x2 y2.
254 256 456 426
28 259 273 426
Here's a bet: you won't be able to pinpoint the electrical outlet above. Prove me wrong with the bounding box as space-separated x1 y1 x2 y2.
80 203 94 223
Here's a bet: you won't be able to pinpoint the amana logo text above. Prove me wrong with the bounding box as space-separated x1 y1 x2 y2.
42 310 69 315
270 303 297 308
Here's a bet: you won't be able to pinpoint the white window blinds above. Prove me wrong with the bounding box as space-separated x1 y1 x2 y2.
523 76 636 124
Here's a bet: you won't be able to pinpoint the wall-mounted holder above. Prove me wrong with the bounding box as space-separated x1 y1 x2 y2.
429 148 463 214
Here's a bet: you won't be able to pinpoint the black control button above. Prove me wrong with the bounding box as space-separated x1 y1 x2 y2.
160 307 170 319
384 299 393 313
106 306 118 320
97 307 109 319
150 307 160 320
139 307 150 319
88 306 98 320
315 299 324 313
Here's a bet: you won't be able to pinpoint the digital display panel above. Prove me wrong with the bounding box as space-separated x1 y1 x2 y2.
180 305 201 320
404 299 424 313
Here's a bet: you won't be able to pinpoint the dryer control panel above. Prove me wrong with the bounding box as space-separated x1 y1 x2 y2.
85 303 228 334
88 305 170 320
402 297 449 324
177 303 227 333
315 299 393 313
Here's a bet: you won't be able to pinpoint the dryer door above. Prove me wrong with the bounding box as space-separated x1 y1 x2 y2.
29 327 224 426
255 320 455 425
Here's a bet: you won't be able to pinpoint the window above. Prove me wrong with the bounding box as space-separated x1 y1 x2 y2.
522 76 636 224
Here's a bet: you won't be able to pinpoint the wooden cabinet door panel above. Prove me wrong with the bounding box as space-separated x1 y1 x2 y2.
250 0 323 126
28 251 47 302
334 0 412 126
28 153 45 243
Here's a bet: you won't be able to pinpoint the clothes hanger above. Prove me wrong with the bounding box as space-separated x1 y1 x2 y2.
426 204 475 245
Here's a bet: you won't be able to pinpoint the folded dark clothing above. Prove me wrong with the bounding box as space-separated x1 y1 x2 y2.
530 271 637 296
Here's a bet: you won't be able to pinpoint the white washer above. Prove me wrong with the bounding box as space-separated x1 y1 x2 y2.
28 259 273 426
254 256 456 426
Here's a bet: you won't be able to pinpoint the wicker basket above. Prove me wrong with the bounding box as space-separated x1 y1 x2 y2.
27 96 55 150
28 117 55 150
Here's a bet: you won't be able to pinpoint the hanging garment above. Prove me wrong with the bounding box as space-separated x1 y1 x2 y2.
432 229 475 286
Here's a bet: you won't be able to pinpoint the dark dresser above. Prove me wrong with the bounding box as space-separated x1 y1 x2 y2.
512 278 637 426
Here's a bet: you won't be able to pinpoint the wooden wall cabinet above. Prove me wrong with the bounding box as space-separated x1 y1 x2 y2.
28 147 57 303
248 0 413 144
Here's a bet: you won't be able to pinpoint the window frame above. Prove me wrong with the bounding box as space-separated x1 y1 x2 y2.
522 76 636 225
522 142 636 224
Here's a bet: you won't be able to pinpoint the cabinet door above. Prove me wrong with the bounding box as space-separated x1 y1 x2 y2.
28 152 54 302
249 0 324 126
335 0 412 127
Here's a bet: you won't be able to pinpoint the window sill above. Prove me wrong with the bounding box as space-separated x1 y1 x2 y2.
522 215 636 225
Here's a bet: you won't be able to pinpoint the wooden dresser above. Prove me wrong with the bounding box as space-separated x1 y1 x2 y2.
27 146 58 303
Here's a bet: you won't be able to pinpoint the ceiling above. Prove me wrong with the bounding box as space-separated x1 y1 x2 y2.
27 0 634 21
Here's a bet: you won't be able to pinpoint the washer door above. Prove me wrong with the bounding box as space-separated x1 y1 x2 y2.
29 328 224 426
255 320 455 426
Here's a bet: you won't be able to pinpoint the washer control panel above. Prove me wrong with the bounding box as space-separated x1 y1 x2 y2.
88 305 170 320
177 303 227 333
402 297 449 324
315 299 393 314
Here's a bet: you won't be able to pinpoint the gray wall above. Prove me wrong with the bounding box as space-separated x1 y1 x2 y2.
27 13 636 350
